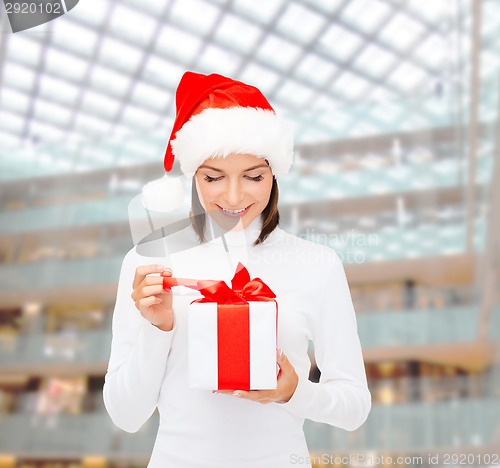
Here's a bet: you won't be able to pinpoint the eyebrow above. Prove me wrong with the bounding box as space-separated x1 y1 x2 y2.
198 163 269 173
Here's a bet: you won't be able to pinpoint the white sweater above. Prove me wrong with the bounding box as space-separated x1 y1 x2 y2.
103 216 371 468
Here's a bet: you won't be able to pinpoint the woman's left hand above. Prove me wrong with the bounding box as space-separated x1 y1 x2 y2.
214 349 298 404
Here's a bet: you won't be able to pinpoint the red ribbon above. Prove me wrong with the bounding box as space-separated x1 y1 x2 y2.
163 262 277 390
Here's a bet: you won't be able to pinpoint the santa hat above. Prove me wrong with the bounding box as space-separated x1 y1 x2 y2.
142 72 294 211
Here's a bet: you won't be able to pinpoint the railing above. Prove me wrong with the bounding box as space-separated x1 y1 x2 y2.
0 330 111 366
0 398 498 456
305 398 500 453
0 412 156 456
0 257 123 292
2 306 499 367
357 306 480 347
369 374 498 404
0 155 492 236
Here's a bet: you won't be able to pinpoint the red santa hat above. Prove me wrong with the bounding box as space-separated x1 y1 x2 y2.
142 71 294 211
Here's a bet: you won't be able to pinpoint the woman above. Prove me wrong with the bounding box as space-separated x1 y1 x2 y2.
103 72 371 468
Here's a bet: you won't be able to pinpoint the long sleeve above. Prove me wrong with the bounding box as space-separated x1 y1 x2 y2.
102 248 176 433
280 252 371 431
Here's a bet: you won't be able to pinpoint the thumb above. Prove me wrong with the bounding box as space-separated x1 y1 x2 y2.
277 348 291 370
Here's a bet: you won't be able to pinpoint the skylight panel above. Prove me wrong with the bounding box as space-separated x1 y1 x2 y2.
318 24 364 61
295 53 338 86
276 3 326 43
46 48 89 82
414 34 446 68
121 104 159 129
479 51 500 81
89 64 132 98
73 0 109 27
379 13 425 52
7 35 42 68
124 137 158 158
0 131 22 149
0 88 30 114
0 110 24 134
482 1 500 38
388 62 427 93
214 13 262 53
300 0 344 14
98 37 143 73
30 120 66 141
39 75 80 106
109 4 157 47
51 19 99 57
130 82 172 113
354 44 397 78
408 1 446 24
75 113 112 136
233 0 285 25
256 34 302 70
170 0 220 35
155 25 202 62
367 87 398 103
33 99 72 127
121 0 165 15
81 90 121 119
340 0 392 34
142 55 184 88
197 45 240 76
239 63 281 94
3 63 36 92
311 94 341 111
333 72 371 100
275 80 314 108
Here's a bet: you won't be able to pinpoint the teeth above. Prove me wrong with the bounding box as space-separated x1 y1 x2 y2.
222 207 247 214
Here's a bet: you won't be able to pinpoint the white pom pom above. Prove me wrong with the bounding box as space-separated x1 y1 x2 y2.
141 174 184 212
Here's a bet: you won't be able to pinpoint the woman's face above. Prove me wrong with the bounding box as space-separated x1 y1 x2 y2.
194 153 274 230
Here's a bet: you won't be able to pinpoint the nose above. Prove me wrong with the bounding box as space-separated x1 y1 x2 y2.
224 177 245 207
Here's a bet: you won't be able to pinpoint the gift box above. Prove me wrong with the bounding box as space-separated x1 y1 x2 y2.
163 262 278 390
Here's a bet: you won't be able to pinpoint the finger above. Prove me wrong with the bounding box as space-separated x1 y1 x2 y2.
137 295 162 309
140 284 166 299
131 283 165 302
277 349 292 370
133 265 169 289
233 390 274 403
142 275 168 287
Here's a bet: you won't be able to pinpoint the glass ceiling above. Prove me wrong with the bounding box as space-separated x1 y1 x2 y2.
0 0 499 182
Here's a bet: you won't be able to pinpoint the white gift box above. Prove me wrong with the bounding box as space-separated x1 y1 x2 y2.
188 301 277 390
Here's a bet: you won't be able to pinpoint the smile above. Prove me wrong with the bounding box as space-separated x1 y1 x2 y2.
217 205 252 217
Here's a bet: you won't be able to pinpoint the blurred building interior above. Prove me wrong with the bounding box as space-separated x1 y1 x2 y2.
0 0 499 467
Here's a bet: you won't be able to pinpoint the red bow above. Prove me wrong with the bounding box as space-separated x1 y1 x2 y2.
163 262 276 304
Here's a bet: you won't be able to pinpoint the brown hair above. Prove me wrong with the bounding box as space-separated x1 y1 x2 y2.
190 171 280 247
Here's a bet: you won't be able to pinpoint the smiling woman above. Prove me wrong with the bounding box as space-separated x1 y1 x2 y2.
103 71 371 468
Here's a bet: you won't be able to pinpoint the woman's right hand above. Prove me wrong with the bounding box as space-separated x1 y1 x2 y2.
131 265 174 331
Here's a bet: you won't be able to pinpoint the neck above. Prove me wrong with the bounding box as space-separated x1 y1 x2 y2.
205 214 263 246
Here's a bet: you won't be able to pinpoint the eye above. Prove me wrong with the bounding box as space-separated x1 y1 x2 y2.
245 175 264 182
204 175 223 182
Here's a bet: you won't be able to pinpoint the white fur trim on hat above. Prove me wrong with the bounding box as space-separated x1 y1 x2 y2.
170 107 294 177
